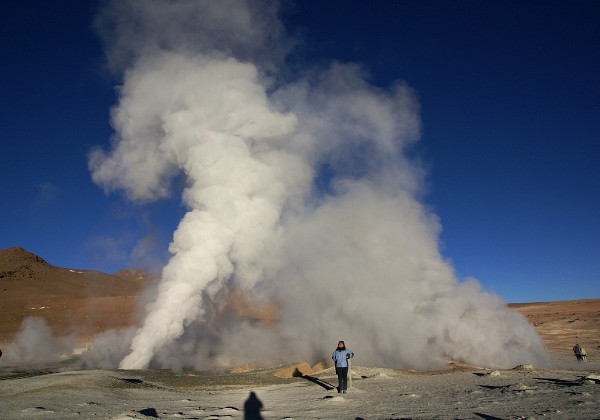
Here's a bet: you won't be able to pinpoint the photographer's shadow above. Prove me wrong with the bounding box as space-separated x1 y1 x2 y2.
244 391 264 420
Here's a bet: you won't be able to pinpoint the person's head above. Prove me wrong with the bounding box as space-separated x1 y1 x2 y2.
337 340 345 349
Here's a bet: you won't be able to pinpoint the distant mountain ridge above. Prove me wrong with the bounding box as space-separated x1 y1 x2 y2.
1 246 49 264
0 247 150 344
0 247 53 280
1 247 598 364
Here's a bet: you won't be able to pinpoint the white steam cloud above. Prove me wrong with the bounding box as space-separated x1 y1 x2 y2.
87 0 550 370
1 317 75 367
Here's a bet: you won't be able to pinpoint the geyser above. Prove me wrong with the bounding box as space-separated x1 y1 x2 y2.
88 0 551 370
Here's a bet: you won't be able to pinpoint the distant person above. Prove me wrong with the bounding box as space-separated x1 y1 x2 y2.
332 340 354 393
573 343 587 362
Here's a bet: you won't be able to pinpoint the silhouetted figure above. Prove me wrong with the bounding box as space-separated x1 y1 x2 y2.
332 340 354 393
573 343 587 362
244 391 263 420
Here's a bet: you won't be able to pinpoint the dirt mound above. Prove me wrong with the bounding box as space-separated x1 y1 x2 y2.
274 362 313 378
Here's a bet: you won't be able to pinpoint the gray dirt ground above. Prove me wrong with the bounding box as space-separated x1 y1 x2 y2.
1 361 599 419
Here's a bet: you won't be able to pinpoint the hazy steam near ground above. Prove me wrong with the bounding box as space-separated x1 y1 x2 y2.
85 0 551 370
2 317 75 367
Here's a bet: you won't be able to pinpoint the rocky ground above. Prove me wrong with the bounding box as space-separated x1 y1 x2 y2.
1 361 599 419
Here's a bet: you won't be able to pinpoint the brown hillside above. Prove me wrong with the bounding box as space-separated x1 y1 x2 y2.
0 247 149 345
509 299 600 360
1 247 599 365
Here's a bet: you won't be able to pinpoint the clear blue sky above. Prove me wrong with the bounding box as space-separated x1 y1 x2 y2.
2 1 599 303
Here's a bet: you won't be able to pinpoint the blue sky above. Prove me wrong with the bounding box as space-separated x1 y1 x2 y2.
2 1 599 303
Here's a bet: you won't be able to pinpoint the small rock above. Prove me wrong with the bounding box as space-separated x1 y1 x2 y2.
513 364 534 370
584 374 600 383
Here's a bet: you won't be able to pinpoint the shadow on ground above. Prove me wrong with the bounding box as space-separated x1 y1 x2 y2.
293 367 335 390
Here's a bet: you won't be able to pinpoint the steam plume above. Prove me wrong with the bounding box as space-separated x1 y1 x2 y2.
88 0 550 370
1 317 75 367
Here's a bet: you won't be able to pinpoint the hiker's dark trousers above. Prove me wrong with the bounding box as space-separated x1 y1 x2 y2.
336 366 348 391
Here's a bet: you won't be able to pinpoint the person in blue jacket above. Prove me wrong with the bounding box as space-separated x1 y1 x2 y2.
332 340 354 393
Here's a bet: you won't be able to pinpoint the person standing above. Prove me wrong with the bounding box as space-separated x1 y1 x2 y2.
332 340 354 393
573 343 588 362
